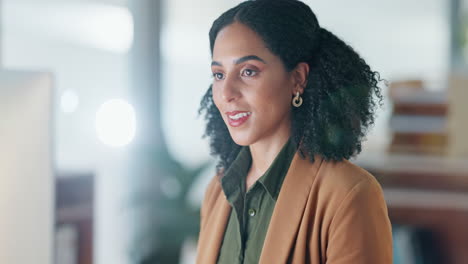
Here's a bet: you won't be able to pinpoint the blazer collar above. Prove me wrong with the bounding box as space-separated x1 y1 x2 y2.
259 153 323 263
197 152 323 264
196 188 231 264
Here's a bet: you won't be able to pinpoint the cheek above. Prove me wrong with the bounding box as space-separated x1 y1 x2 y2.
211 87 222 109
253 87 290 119
211 88 229 124
263 80 291 106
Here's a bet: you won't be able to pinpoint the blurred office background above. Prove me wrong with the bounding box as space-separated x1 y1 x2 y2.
1 0 468 263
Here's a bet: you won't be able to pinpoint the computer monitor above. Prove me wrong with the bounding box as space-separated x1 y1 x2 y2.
0 69 54 264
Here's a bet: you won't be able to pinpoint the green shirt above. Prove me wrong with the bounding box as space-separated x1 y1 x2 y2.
217 137 297 264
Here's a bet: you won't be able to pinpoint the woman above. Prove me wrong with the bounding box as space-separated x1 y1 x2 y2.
196 0 392 263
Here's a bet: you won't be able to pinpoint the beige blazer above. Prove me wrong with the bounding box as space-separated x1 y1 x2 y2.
196 153 393 264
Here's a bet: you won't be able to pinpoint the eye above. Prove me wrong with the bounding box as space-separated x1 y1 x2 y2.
212 72 224 81
241 68 257 77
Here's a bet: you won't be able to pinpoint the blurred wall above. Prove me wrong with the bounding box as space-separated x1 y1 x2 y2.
2 0 131 172
161 0 450 161
2 0 451 172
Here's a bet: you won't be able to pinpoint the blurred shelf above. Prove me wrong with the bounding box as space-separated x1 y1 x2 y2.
354 151 468 264
384 188 468 210
387 191 468 264
353 151 468 192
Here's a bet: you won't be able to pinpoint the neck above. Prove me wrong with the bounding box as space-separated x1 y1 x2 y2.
248 127 291 178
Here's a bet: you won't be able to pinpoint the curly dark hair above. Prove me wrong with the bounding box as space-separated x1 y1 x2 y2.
198 0 384 173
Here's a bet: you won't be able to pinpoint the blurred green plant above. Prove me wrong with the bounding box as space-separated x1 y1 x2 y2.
124 147 211 264
456 1 468 65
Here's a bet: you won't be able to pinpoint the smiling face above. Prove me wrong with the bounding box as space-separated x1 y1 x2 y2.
211 22 297 146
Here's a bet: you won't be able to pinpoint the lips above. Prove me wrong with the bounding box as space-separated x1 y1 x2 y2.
226 111 252 127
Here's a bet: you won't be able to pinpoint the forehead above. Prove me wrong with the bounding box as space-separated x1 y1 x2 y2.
212 22 270 60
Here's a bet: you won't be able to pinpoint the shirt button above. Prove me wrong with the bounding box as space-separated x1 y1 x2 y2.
248 208 256 217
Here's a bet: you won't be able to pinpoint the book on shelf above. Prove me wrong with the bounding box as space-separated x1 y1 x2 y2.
390 89 447 104
388 79 424 99
388 80 449 155
388 143 447 155
389 115 447 134
392 102 448 116
389 131 448 156
391 132 447 146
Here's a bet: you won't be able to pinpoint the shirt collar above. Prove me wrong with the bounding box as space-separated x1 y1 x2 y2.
220 146 251 205
258 137 297 200
221 137 297 202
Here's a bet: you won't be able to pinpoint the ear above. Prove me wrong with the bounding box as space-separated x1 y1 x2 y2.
290 62 309 96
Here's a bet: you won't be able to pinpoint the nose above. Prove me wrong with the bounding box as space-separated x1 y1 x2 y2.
220 74 241 103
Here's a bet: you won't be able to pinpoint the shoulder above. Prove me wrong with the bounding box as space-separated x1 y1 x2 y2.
308 156 388 220
314 159 393 263
315 157 384 199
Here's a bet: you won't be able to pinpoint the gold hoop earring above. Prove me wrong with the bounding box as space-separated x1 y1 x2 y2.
292 91 303 107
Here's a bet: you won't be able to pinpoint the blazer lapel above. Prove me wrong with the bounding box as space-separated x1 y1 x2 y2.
196 185 231 264
259 153 323 263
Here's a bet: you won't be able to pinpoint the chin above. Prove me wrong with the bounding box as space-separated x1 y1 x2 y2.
228 129 256 147
232 138 250 147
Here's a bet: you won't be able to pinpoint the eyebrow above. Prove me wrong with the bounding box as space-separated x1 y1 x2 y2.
211 55 267 67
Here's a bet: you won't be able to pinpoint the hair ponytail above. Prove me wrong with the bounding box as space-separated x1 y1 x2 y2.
292 27 384 161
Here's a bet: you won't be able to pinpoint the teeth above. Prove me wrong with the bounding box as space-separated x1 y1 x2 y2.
229 112 251 120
